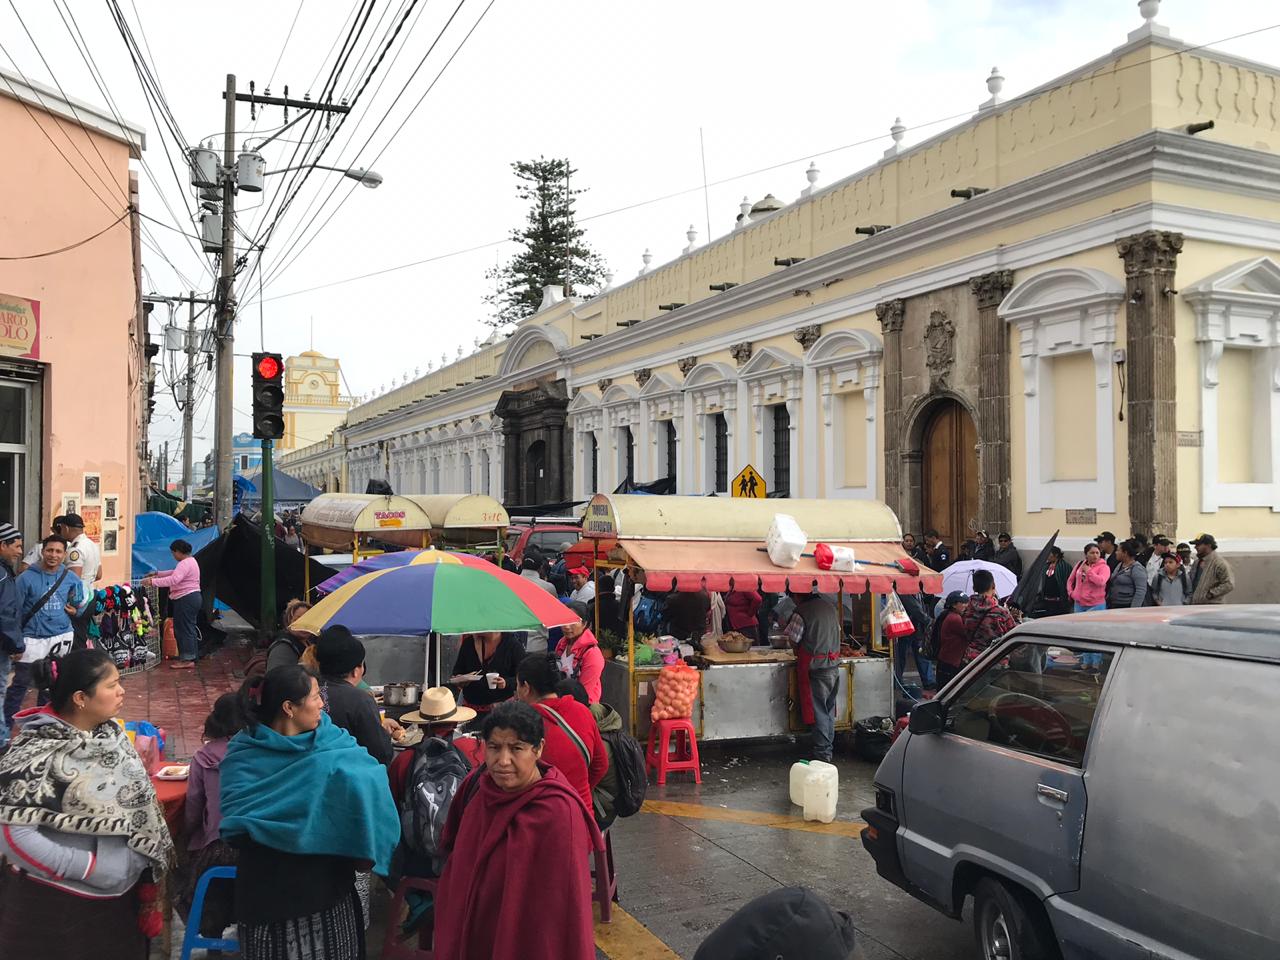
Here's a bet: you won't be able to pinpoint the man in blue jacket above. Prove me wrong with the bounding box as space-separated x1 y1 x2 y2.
5 536 82 729
0 521 25 747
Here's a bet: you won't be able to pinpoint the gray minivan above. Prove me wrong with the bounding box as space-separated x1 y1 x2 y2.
861 606 1280 960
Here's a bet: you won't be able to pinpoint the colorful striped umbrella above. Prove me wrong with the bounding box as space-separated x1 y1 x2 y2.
292 561 578 637
315 548 490 595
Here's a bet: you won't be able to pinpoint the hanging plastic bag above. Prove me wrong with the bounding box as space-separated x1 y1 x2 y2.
879 591 915 639
814 543 856 572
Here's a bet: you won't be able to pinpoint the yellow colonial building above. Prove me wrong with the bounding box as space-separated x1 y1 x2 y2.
280 350 352 453
282 7 1280 599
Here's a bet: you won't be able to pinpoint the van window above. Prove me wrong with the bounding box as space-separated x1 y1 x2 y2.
947 642 1114 766
530 530 578 555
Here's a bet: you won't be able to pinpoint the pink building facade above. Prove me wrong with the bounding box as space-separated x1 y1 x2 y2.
0 68 148 583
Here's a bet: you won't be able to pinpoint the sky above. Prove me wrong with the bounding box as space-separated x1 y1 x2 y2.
0 0 1277 469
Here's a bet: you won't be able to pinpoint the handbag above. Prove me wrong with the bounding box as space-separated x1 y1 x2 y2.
21 569 71 629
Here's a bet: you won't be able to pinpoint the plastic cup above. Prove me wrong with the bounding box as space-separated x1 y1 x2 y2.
486 672 500 689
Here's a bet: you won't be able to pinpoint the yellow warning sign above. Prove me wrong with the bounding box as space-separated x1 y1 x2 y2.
732 464 766 499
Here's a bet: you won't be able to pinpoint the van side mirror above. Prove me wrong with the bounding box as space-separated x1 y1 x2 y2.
908 699 946 735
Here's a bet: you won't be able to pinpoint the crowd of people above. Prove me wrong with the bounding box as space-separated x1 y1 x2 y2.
893 527 1237 693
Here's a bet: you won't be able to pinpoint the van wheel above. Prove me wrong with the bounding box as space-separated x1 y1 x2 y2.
971 877 1058 960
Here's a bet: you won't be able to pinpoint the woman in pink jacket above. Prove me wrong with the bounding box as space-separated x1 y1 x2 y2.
1067 542 1111 612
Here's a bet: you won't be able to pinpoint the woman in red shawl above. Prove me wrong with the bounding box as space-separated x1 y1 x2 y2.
433 700 602 960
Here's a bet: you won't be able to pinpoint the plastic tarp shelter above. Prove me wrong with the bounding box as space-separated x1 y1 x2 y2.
131 512 219 580
240 468 322 506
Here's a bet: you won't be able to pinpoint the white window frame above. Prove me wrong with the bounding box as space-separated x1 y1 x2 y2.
639 373 683 489
566 390 604 498
601 384 641 487
739 347 802 498
999 267 1124 513
1183 257 1280 513
802 329 883 499
682 362 738 494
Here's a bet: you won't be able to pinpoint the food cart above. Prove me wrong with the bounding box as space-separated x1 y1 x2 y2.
299 493 433 595
584 494 942 742
403 494 509 554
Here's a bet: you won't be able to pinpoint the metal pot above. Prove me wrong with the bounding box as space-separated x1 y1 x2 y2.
383 682 421 706
768 632 791 650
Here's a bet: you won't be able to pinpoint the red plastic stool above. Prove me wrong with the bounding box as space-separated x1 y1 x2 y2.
382 876 438 960
645 717 702 785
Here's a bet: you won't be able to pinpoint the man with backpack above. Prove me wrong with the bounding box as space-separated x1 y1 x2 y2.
558 680 647 830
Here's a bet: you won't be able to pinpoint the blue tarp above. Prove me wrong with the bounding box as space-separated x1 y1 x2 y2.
131 512 219 580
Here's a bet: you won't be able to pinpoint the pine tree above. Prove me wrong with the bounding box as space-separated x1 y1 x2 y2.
484 157 608 327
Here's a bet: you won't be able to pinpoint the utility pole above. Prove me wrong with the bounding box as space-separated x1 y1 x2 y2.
213 74 237 530
162 441 169 490
211 76 350 531
182 290 196 501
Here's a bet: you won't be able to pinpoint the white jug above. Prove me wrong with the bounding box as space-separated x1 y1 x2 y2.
788 761 811 806
803 761 839 823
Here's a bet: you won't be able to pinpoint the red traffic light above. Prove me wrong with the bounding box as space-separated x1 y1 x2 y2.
256 355 281 380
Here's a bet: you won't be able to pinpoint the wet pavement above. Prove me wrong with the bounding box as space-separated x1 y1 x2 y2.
607 739 977 960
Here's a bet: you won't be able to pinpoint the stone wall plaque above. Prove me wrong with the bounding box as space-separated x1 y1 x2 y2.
1176 431 1202 447
1065 508 1098 526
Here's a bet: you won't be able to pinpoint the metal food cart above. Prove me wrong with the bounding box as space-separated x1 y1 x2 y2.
299 493 434 594
584 494 942 742
403 494 509 554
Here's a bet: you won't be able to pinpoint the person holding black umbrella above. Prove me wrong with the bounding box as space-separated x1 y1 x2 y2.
1032 546 1072 618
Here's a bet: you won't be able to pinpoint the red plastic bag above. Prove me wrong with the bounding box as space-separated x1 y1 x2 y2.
650 662 700 721
814 543 834 570
880 591 915 639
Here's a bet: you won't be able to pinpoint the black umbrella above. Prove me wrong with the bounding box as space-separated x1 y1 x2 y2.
1006 530 1059 614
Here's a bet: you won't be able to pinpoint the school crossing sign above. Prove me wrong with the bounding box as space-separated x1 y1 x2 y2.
732 464 766 499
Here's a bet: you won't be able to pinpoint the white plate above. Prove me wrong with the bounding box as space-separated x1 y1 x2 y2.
155 765 189 781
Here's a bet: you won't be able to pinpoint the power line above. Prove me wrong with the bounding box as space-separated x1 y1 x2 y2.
250 18 1280 307
0 208 131 260
263 0 494 290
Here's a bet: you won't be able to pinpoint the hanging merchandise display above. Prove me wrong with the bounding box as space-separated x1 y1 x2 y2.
87 584 158 672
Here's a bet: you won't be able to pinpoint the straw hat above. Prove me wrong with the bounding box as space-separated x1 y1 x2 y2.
399 686 477 725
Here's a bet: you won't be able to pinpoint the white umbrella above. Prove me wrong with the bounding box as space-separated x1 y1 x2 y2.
941 559 1019 599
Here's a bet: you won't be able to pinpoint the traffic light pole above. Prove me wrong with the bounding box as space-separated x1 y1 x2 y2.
182 290 196 501
260 438 276 637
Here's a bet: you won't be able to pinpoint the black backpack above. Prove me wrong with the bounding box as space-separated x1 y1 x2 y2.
403 738 473 872
600 728 647 818
922 615 946 661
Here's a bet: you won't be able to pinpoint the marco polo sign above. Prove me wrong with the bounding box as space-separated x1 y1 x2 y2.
0 293 40 360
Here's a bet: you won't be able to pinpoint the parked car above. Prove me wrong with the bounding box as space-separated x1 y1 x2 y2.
861 606 1280 960
504 522 581 565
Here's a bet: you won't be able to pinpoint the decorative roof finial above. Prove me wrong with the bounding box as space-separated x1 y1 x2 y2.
980 67 1005 111
602 269 615 291
735 196 752 230
1129 0 1170 41
884 117 907 158
801 161 820 197
638 248 653 276
683 225 698 255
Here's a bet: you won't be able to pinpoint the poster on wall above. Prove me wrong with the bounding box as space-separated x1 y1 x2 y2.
61 493 79 519
102 525 119 555
83 473 101 504
81 505 102 543
0 292 40 359
104 495 119 522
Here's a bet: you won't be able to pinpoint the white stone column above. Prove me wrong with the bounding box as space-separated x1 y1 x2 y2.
802 363 820 497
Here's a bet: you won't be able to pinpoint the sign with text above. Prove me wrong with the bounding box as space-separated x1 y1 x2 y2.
0 293 40 359
1064 508 1098 526
732 464 766 499
583 495 618 538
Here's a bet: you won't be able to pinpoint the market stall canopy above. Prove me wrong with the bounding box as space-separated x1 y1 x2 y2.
620 538 941 595
300 493 433 552
241 467 322 505
582 494 903 541
403 495 509 549
131 512 219 579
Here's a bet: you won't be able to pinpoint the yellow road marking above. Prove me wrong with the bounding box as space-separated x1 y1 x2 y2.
595 901 682 959
641 799 867 838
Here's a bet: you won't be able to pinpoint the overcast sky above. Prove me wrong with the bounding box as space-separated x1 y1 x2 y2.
1 0 1276 468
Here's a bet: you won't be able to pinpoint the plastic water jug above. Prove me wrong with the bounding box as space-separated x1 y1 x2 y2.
803 762 839 823
789 761 810 806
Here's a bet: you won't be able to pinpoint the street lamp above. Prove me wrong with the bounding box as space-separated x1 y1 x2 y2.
261 164 384 188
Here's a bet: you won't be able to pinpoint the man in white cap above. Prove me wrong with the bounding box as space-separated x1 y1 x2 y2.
0 522 24 747
61 514 100 649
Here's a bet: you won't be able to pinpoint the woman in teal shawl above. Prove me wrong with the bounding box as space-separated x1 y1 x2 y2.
220 665 398 960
